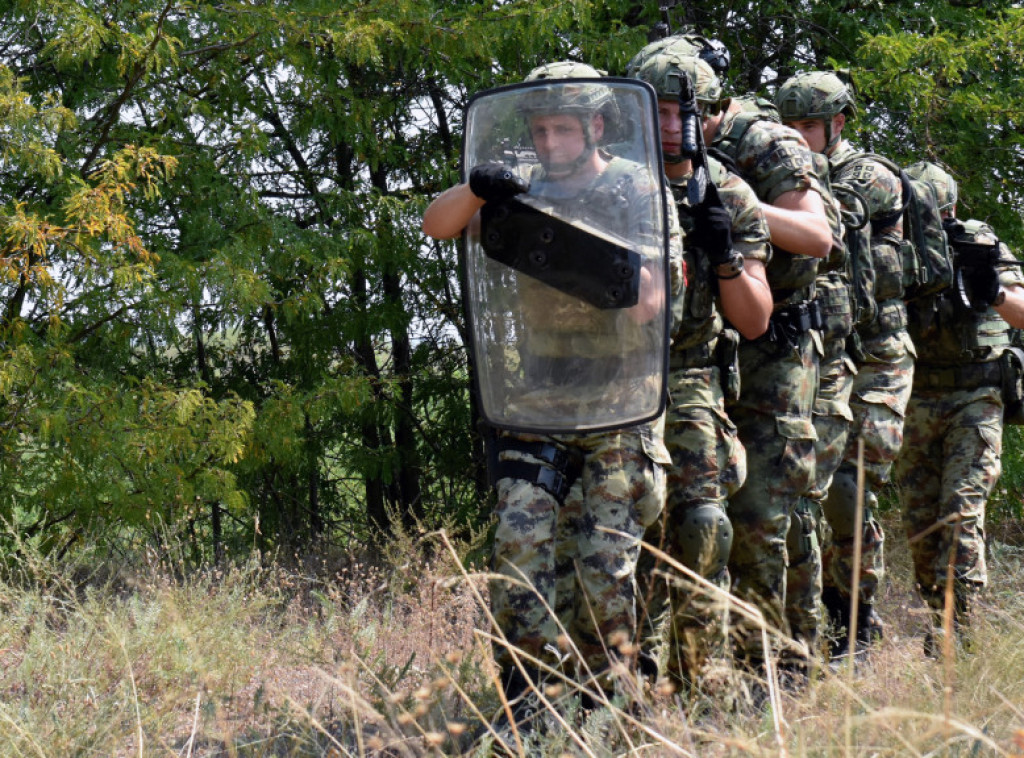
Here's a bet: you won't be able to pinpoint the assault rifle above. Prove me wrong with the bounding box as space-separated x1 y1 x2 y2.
943 217 1024 310
678 69 710 206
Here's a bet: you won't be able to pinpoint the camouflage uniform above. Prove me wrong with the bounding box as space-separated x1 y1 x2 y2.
894 219 1024 638
490 153 679 685
639 156 771 684
785 151 851 653
822 142 914 626
713 97 825 662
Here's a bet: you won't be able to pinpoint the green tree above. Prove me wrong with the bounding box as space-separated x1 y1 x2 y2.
3 0 1022 562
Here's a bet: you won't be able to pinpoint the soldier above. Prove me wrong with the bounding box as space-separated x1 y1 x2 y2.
628 43 836 677
630 51 773 689
422 62 677 729
777 70 912 661
894 162 1024 656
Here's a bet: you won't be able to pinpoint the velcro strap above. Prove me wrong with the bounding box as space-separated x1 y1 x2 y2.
494 460 577 502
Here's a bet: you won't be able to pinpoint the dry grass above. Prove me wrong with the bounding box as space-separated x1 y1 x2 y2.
0 518 1022 757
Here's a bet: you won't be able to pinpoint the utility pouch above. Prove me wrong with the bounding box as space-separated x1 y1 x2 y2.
815 276 855 343
999 347 1024 426
716 328 741 403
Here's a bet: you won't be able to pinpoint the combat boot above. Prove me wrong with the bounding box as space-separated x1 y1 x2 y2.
821 586 851 660
854 603 884 651
923 595 974 658
824 590 882 665
489 665 544 752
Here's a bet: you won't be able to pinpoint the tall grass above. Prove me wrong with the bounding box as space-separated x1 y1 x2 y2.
0 519 1022 757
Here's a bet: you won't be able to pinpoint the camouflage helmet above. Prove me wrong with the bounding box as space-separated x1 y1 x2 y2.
632 52 723 109
518 60 614 118
626 32 730 78
525 61 606 81
905 161 959 213
775 70 858 122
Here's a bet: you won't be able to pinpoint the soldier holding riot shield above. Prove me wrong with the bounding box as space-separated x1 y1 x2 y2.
894 162 1024 656
422 63 678 729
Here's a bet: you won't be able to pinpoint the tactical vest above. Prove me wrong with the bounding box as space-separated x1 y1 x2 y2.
907 219 1012 365
713 98 819 304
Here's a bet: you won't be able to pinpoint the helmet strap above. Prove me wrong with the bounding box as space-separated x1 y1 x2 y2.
825 113 844 152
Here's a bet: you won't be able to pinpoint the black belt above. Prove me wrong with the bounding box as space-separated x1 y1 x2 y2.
915 362 1002 391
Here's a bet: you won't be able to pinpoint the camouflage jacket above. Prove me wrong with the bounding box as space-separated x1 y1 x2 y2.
669 155 770 352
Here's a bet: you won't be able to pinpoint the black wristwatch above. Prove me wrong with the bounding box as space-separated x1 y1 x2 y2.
715 253 745 280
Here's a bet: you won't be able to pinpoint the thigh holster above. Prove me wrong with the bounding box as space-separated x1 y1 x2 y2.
494 437 584 503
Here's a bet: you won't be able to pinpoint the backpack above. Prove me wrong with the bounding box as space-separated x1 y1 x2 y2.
830 152 955 302
901 170 955 299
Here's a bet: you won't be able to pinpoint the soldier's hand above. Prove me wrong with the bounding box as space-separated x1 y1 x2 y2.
961 264 1001 311
469 163 529 203
689 182 734 267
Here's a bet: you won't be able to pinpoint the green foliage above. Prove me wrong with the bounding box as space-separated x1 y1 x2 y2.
992 424 1024 524
1 0 1023 563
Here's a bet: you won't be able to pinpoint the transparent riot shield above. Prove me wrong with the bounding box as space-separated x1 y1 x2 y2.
462 78 670 434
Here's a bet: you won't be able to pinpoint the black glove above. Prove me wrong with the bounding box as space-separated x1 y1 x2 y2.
688 182 734 267
962 263 1001 311
469 163 529 203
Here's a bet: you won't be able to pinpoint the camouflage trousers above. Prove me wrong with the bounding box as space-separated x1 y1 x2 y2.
490 425 667 676
786 345 856 648
893 384 1000 616
638 367 745 685
726 329 819 662
823 330 915 606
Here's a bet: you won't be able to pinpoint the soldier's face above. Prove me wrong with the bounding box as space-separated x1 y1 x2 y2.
786 118 828 153
657 100 683 157
529 113 590 177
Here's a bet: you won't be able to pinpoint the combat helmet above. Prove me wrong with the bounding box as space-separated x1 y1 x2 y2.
626 31 731 78
519 60 616 176
632 51 723 108
518 60 614 119
905 161 958 213
775 70 856 151
525 61 606 80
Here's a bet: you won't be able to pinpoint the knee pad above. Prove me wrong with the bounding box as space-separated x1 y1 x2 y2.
822 469 861 541
676 504 733 578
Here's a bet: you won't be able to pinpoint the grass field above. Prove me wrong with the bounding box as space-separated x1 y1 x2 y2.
0 513 1022 757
